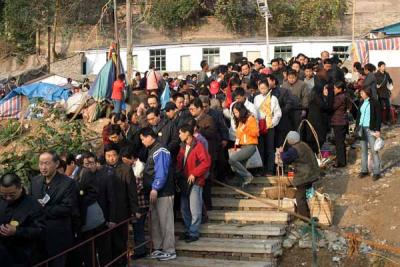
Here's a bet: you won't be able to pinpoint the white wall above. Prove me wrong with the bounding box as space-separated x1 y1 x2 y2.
84 40 352 75
369 50 400 67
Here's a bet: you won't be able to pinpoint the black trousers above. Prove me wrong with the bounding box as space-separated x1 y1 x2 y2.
111 222 129 266
78 223 111 267
333 125 347 166
258 128 275 174
296 182 313 218
379 97 391 123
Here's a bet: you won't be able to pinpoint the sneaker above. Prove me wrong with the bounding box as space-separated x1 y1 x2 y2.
358 172 369 179
185 236 199 243
149 250 164 259
158 252 176 261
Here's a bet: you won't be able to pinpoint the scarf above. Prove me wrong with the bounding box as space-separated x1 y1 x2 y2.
259 91 273 129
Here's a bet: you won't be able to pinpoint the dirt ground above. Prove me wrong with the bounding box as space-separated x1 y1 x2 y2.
281 125 400 267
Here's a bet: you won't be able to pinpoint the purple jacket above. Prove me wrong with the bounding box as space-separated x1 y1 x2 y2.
330 92 348 126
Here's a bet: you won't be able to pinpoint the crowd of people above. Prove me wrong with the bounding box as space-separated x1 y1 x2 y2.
0 50 396 266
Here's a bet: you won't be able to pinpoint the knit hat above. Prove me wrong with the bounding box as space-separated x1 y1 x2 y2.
286 131 300 145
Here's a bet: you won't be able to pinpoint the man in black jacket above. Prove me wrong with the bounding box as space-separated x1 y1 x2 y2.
104 144 138 266
172 93 192 128
0 173 46 267
146 107 180 159
29 151 78 267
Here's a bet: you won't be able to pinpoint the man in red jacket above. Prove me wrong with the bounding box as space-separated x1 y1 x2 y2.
176 124 211 243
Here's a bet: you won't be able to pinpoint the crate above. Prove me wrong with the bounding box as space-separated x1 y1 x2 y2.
308 192 333 226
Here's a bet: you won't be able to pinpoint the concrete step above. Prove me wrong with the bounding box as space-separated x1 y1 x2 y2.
175 222 286 238
207 210 289 223
211 197 295 211
133 256 277 267
212 186 269 197
175 237 282 259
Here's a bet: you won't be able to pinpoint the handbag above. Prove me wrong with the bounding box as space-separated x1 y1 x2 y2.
258 118 268 134
228 146 263 169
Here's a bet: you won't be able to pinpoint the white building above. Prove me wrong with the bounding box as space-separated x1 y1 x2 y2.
82 36 352 75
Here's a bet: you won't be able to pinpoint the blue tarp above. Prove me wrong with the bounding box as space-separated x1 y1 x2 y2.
0 83 71 105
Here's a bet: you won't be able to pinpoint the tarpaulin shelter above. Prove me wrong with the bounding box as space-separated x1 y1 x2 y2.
352 37 400 65
86 52 125 122
0 83 71 120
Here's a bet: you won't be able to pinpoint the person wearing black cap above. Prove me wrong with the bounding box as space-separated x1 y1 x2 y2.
0 173 46 266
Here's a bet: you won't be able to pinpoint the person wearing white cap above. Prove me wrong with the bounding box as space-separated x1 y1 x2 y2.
278 131 319 217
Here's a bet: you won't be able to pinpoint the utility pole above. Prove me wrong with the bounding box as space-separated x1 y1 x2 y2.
114 0 120 75
256 0 272 64
127 0 133 84
126 0 133 104
47 26 51 72
351 0 356 63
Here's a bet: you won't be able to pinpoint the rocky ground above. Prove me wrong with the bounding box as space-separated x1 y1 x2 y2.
280 124 400 267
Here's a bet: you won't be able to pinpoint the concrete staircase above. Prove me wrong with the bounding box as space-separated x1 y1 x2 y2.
133 176 295 267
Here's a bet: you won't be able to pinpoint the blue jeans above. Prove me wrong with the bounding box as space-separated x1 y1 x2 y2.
133 208 148 255
112 99 122 114
360 127 381 175
228 145 256 180
181 185 203 238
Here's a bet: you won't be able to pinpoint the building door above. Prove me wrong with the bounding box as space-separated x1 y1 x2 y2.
180 55 191 71
230 52 243 64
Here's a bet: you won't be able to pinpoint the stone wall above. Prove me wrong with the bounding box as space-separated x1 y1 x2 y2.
342 0 400 37
49 53 87 81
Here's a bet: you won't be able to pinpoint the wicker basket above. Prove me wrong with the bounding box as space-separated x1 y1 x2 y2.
307 192 333 226
265 186 297 200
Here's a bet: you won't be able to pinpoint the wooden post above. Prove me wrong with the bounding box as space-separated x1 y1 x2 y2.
126 0 133 103
113 0 120 75
36 28 41 56
351 0 356 64
52 0 60 59
47 26 51 72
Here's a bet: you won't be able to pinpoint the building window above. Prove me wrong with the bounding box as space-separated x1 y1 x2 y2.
332 46 349 61
203 48 220 67
149 49 166 71
180 55 191 72
247 51 261 63
274 46 292 61
132 55 138 71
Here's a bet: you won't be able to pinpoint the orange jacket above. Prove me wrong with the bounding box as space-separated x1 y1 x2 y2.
235 115 259 145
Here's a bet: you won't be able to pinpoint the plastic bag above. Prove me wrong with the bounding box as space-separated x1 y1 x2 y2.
374 137 384 152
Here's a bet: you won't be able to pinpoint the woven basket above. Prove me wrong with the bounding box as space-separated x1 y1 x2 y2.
308 192 333 226
265 186 297 200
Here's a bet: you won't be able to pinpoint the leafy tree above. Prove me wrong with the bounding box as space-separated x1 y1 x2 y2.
147 0 201 32
214 0 261 35
269 0 347 36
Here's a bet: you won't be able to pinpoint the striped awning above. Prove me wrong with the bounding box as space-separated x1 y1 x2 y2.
352 37 400 65
0 95 22 120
